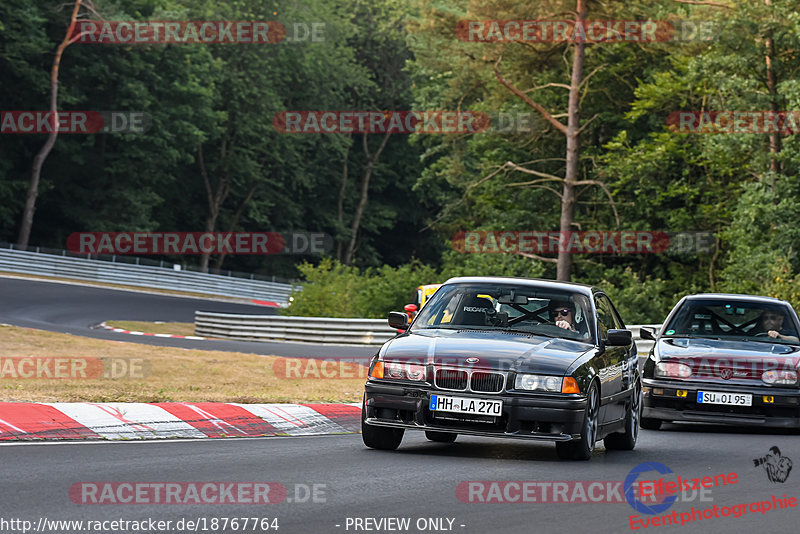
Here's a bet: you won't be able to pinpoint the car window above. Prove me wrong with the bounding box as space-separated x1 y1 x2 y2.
662 299 800 344
595 294 619 339
411 283 595 343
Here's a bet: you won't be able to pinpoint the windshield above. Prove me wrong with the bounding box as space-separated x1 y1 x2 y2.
662 299 800 344
411 283 594 343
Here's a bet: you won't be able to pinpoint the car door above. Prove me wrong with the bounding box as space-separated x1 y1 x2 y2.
595 293 626 422
607 296 638 397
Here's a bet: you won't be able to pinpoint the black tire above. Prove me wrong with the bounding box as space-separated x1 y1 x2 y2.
361 400 404 450
640 417 662 430
604 381 641 451
425 431 457 443
556 381 599 461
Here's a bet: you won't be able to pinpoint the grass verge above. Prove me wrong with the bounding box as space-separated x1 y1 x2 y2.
0 324 366 404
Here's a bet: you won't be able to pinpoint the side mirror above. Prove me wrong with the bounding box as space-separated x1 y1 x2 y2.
606 329 633 346
388 311 409 330
639 328 656 341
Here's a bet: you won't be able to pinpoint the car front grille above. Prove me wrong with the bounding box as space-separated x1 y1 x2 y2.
435 369 468 390
470 372 504 393
434 368 506 393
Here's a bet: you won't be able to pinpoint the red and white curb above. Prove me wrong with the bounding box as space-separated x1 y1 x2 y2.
251 299 281 307
0 402 361 441
97 322 206 340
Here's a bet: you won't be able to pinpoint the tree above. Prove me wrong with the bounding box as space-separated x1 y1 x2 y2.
16 0 97 249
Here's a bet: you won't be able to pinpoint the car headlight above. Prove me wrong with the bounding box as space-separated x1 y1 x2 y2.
369 360 426 381
515 374 563 392
654 362 692 379
762 370 798 386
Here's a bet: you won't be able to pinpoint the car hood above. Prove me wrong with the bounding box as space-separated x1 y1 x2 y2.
383 329 593 375
655 337 800 383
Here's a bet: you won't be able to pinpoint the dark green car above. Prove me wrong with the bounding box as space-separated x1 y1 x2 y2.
362 276 641 460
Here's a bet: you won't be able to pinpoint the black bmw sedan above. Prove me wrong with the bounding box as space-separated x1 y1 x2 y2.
641 293 800 430
361 277 640 460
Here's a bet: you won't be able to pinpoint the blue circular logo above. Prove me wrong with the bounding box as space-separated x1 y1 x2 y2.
624 462 677 515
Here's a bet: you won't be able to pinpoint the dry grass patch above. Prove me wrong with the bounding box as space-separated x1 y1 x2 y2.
0 325 366 404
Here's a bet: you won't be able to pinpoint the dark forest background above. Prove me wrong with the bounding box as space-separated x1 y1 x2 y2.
2 0 799 322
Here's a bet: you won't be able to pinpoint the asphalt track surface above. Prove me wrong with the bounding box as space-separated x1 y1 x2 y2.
2 427 798 534
0 276 375 358
2 275 798 533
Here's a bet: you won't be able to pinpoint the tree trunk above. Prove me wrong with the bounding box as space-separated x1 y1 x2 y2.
212 183 257 270
343 131 391 265
764 0 781 177
198 142 229 273
17 0 83 249
556 0 587 281
336 138 351 261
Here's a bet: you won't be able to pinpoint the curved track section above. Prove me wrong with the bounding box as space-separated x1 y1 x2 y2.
0 276 375 358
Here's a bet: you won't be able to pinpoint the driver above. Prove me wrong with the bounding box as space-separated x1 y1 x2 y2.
757 310 799 343
549 302 577 332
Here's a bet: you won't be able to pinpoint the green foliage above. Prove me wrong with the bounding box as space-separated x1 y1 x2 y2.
5 0 800 323
285 258 365 318
589 268 681 325
719 175 800 309
285 258 437 318
286 251 547 318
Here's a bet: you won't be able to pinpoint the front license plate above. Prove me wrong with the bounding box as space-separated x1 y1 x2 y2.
697 391 752 406
429 395 502 415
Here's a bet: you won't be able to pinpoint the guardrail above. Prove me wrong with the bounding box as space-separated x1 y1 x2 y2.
195 312 395 345
0 247 296 303
195 311 662 349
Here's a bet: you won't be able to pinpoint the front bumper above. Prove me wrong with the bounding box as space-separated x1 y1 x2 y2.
364 381 587 441
642 377 800 428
